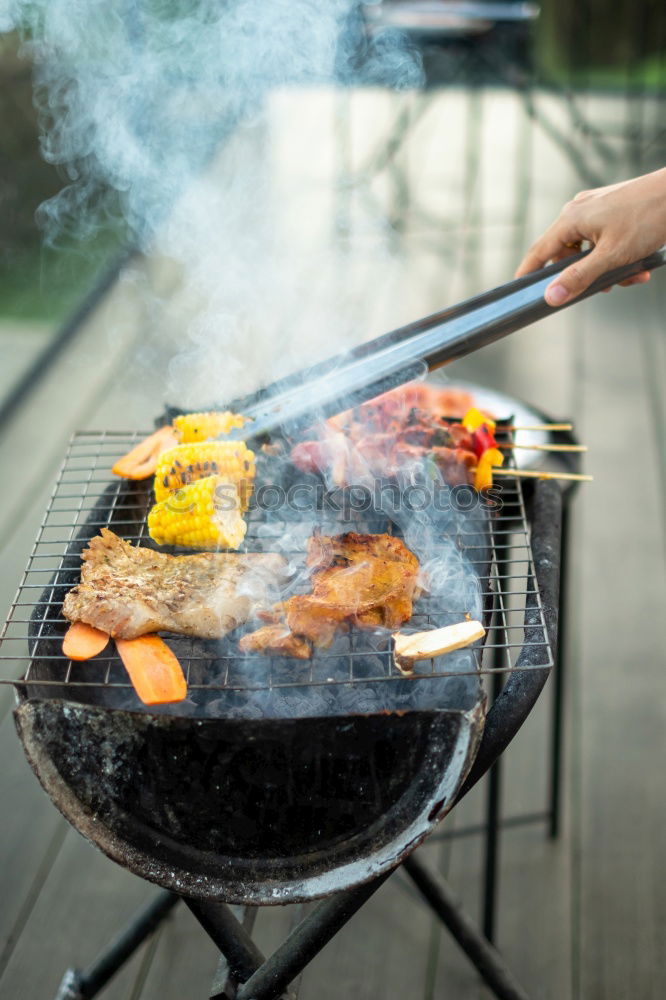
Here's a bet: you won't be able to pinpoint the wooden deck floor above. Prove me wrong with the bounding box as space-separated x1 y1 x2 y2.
0 86 665 1000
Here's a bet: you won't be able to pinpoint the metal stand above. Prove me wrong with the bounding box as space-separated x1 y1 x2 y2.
51 849 530 1000
54 860 529 1000
52 480 562 1000
482 654 505 943
482 483 573 940
549 500 570 838
403 855 529 1000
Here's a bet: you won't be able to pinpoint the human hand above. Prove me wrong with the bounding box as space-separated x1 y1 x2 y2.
515 168 666 306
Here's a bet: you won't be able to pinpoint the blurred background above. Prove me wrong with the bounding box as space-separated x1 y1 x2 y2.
0 4 665 999
1 0 666 414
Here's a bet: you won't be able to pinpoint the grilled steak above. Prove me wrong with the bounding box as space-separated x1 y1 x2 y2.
63 529 288 640
241 532 419 656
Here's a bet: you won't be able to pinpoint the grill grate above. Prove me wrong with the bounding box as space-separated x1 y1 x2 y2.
0 431 553 707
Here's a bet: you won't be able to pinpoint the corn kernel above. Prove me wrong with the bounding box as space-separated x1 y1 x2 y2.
148 475 247 550
153 442 255 506
173 410 245 444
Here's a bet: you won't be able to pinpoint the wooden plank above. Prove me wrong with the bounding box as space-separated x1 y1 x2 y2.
0 256 153 551
572 283 666 1000
0 322 53 407
131 901 219 1000
639 277 666 532
295 867 438 1000
0 825 155 1000
0 592 160 997
492 695 574 999
428 786 494 1000
0 268 173 994
0 716 66 966
0 475 64 697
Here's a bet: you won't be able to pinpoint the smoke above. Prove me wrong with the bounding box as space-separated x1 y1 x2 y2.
3 0 423 404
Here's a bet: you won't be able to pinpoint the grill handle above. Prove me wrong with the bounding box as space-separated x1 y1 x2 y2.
229 246 666 443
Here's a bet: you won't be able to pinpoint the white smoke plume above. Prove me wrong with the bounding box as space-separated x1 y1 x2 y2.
2 0 423 406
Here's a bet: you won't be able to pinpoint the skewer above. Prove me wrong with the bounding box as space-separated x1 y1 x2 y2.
491 468 593 483
502 423 573 432
497 442 587 453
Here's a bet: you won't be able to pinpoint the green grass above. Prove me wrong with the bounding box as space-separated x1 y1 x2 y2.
535 12 666 92
548 54 666 91
0 228 128 325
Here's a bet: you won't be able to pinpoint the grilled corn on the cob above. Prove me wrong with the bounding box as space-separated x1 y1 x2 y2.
173 410 245 444
153 442 255 505
148 475 247 550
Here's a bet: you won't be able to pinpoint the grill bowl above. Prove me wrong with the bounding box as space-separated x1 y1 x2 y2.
15 698 484 902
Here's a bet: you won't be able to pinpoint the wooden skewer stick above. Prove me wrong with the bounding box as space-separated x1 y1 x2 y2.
504 423 573 432
497 442 587 453
491 468 593 483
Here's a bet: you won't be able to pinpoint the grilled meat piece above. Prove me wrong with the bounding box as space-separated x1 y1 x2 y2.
291 388 479 488
304 532 419 627
241 532 419 656
63 528 288 640
239 624 312 659
283 596 349 648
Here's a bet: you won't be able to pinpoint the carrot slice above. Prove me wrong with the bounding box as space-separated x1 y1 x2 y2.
63 622 110 660
115 635 187 705
112 426 179 480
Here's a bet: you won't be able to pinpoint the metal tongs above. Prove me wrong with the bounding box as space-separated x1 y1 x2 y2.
226 247 666 444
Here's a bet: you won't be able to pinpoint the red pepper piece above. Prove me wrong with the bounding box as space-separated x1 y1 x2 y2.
472 424 497 458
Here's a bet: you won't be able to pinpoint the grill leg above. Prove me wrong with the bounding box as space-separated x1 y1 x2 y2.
184 898 266 989
187 873 392 1000
54 890 179 1000
208 907 260 1000
482 543 510 942
549 499 570 838
482 670 503 942
403 854 530 1000
189 857 531 1000
235 875 389 1000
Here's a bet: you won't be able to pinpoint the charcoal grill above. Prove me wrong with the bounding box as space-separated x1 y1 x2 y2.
0 422 562 1000
0 427 547 895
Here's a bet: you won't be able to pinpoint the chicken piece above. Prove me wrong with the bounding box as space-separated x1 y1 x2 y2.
283 596 348 647
63 529 287 640
241 532 419 656
305 533 419 613
239 624 312 659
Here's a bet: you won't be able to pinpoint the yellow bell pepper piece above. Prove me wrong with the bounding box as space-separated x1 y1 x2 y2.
474 447 504 491
462 407 497 433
